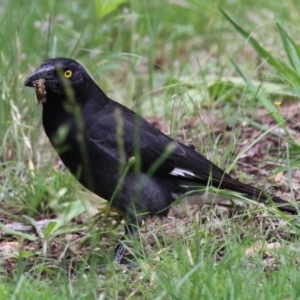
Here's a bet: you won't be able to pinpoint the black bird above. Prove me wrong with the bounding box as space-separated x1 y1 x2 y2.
24 58 298 263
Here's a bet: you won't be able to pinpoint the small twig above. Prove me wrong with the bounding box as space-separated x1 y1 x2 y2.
0 219 57 236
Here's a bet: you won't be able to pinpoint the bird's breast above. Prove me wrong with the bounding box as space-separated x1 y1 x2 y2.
42 104 120 199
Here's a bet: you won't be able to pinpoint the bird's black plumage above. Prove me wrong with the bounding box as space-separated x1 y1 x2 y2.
24 58 298 263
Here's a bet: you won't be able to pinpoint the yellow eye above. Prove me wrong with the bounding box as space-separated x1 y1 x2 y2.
64 70 73 78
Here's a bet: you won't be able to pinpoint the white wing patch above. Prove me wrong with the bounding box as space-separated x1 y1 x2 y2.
170 167 195 178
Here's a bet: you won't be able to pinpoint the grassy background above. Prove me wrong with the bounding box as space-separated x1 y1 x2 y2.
1 0 300 299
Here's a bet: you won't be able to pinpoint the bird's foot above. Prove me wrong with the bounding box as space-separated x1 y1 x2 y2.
114 242 139 268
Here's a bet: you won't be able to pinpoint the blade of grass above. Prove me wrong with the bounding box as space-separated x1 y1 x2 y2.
220 7 300 85
231 59 287 128
276 22 300 75
0 223 37 241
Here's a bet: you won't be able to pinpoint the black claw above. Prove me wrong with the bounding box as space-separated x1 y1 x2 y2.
114 243 126 264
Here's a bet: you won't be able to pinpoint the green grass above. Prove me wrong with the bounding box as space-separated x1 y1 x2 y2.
1 0 300 299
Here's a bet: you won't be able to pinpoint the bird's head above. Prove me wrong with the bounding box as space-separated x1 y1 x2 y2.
24 58 90 103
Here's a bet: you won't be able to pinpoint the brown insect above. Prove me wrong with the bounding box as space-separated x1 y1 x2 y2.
33 78 46 104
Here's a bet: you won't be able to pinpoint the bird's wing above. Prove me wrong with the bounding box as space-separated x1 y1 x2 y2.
87 103 234 187
138 121 235 186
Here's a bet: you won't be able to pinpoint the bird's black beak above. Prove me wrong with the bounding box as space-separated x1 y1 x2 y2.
24 64 56 87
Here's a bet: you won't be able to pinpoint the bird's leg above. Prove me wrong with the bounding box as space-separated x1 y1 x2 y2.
114 221 139 266
85 223 138 273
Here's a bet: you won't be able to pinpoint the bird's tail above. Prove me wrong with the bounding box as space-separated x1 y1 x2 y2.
224 180 298 214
